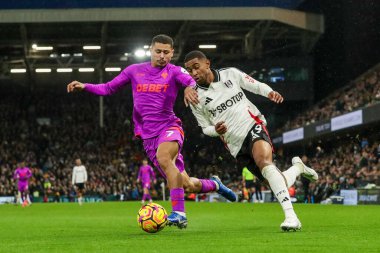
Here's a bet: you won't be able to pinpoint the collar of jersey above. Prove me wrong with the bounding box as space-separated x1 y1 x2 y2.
195 69 220 90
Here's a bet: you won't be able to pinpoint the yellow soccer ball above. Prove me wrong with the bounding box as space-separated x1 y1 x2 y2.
137 203 168 233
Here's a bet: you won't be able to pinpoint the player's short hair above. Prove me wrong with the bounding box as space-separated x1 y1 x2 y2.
184 50 207 63
151 34 174 48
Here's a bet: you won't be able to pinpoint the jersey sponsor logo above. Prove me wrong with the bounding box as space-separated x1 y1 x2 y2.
136 83 169 92
205 97 213 105
207 92 244 117
224 80 233 88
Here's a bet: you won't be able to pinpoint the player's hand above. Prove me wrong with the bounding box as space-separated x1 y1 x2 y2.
215 121 227 135
67 81 85 93
153 180 157 184
268 91 283 103
184 86 199 107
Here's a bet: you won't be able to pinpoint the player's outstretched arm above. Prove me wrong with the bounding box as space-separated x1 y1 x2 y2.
67 81 85 93
236 68 278 100
268 91 284 104
184 86 199 107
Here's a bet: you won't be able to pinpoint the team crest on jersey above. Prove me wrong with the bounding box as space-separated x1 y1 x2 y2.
161 72 168 79
224 80 233 88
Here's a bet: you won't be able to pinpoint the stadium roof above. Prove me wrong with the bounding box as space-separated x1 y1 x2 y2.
0 7 323 81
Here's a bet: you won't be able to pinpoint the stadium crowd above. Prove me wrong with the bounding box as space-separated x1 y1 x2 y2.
1 66 379 203
277 66 380 134
285 137 380 203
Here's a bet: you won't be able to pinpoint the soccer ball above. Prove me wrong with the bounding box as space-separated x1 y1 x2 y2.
137 203 168 233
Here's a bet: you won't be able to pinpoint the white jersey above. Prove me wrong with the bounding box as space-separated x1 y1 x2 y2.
72 165 88 184
190 67 273 157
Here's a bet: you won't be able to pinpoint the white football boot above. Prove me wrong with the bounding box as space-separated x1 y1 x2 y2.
280 216 302 231
292 156 318 182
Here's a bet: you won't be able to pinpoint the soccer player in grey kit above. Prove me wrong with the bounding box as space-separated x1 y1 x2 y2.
67 35 236 229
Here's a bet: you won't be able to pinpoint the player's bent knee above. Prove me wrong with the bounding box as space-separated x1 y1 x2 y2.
255 159 273 170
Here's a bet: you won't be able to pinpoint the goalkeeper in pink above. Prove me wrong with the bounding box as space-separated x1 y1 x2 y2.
14 161 32 207
137 158 156 205
67 34 236 229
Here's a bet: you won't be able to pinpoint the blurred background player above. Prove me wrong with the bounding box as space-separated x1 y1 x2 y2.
185 50 318 231
67 34 236 229
14 161 32 207
137 158 156 205
71 158 88 205
242 165 255 202
254 174 263 203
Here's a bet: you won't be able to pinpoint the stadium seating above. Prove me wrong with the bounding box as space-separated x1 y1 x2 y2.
276 65 380 134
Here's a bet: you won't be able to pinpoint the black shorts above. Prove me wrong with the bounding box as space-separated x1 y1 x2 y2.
75 183 85 190
236 122 273 183
245 180 255 188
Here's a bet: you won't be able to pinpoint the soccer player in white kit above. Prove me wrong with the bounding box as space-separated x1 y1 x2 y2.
184 51 318 231
72 158 88 205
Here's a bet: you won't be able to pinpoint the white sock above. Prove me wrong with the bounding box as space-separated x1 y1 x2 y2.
174 211 186 217
262 164 297 219
213 180 219 190
282 165 303 188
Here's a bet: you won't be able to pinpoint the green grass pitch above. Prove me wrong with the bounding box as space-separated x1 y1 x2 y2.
0 202 379 253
